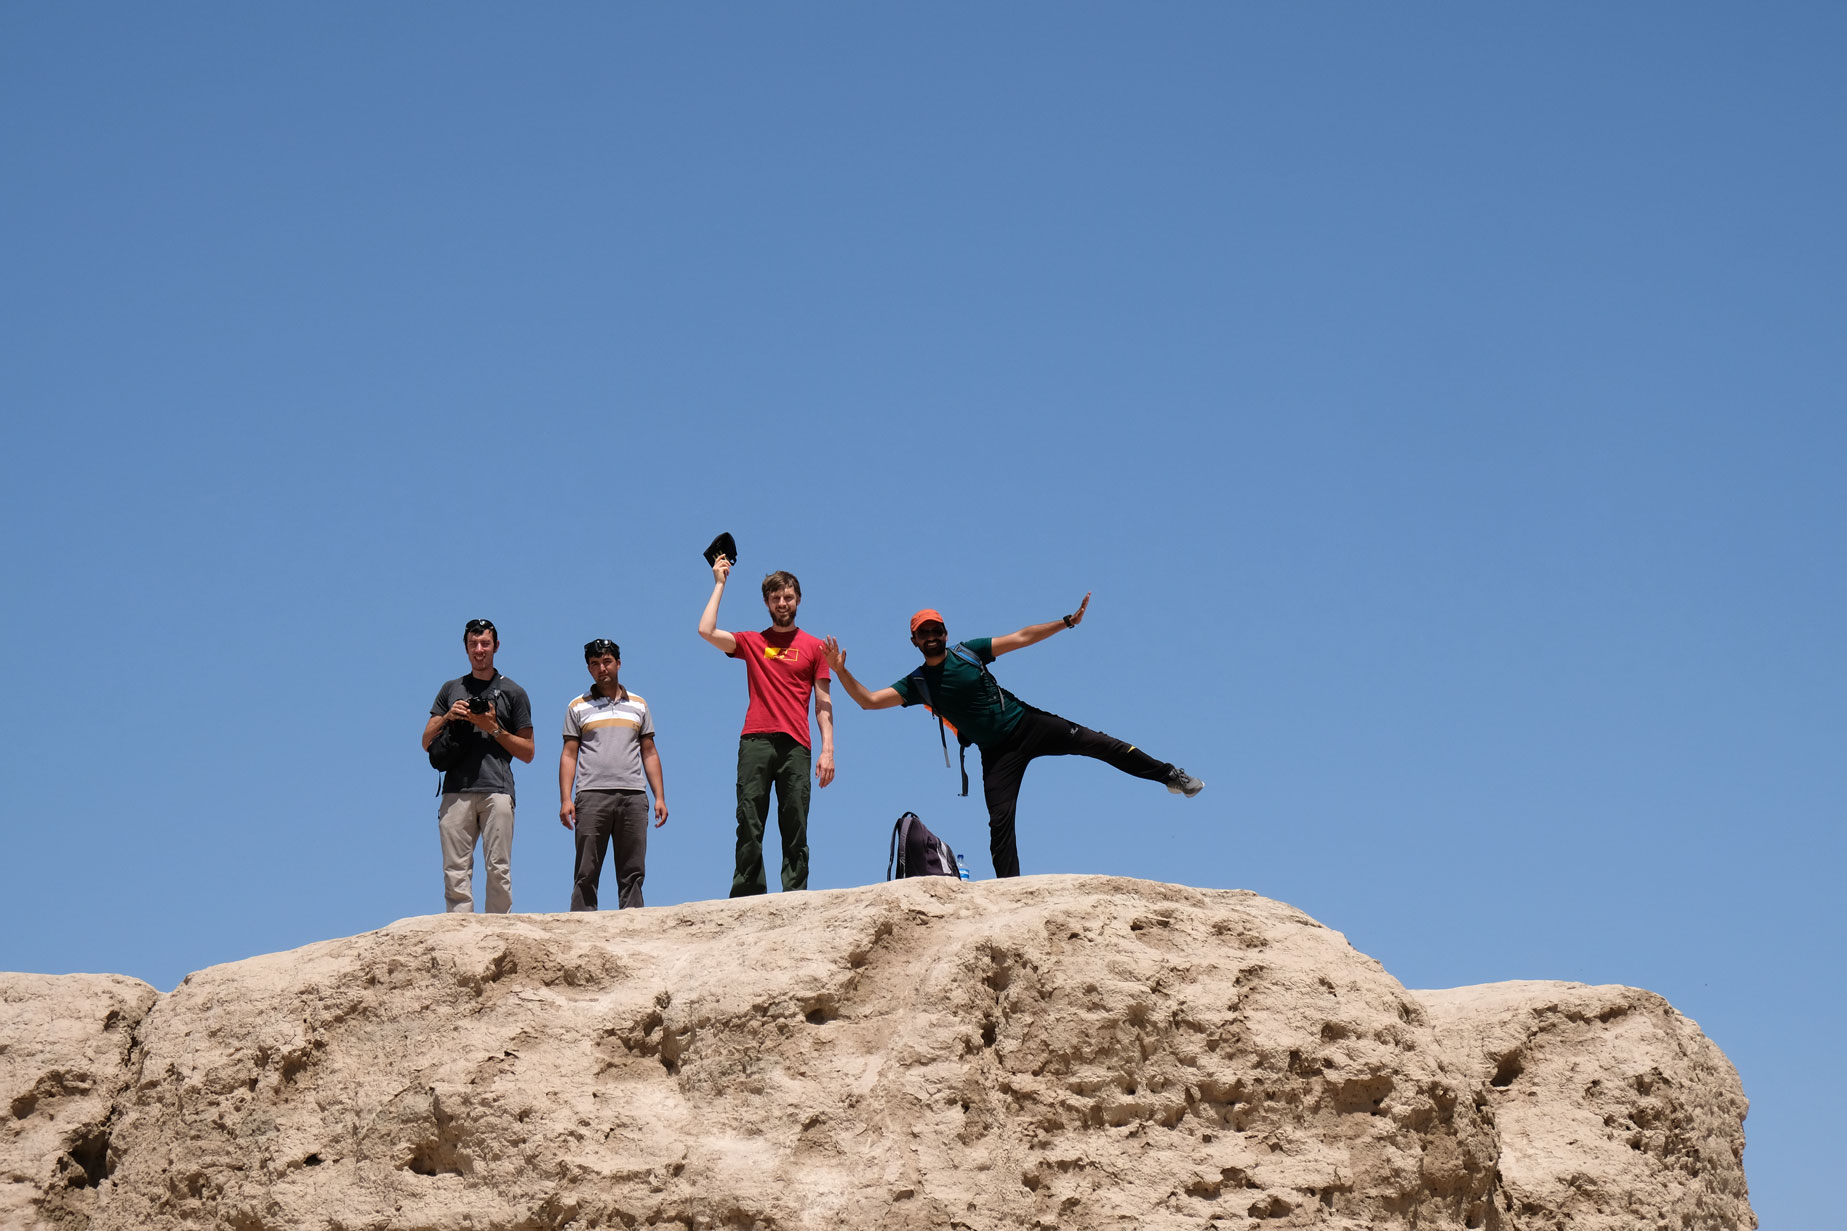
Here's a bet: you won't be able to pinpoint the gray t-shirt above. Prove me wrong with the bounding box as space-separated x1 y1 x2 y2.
430 672 533 800
563 686 655 792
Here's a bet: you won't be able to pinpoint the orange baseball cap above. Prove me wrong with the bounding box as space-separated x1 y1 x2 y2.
910 608 946 633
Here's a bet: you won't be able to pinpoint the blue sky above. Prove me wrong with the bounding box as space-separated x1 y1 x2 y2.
3 5 1840 1224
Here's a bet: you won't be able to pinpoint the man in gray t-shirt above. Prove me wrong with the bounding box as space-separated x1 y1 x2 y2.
422 619 535 912
560 639 667 911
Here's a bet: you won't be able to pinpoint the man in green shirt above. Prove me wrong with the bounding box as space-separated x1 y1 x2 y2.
823 594 1202 877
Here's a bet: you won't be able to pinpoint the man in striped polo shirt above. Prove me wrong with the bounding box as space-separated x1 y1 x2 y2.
559 638 667 910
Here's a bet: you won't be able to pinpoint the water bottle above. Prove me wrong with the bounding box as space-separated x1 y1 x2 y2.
957 856 971 881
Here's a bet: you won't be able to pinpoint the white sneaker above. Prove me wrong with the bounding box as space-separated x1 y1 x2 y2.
1166 768 1204 798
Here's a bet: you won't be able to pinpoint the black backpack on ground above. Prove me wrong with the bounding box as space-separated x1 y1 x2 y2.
887 812 961 880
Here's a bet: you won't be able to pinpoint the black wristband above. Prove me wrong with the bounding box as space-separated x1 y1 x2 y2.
1062 614 1075 629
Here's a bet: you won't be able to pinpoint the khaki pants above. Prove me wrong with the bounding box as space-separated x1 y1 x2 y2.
439 792 514 913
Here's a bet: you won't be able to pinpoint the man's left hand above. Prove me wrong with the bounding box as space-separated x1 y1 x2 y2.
462 708 500 733
653 798 669 827
1067 592 1092 628
816 750 836 788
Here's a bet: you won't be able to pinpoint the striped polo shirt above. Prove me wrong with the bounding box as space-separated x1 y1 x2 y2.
562 686 654 792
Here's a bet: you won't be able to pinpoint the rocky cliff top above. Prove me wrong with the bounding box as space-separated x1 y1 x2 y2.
1 876 1751 1230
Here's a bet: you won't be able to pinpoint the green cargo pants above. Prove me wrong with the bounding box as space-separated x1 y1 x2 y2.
730 733 812 896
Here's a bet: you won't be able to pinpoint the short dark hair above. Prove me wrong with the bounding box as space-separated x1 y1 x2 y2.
584 638 620 661
761 571 801 600
463 618 498 644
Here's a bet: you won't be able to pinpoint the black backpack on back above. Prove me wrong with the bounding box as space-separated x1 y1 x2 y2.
907 643 1011 797
887 812 961 880
429 686 501 774
427 721 470 772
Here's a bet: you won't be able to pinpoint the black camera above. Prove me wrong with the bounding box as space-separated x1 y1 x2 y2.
467 693 496 715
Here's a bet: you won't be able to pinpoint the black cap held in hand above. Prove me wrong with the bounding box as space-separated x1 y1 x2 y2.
703 532 738 567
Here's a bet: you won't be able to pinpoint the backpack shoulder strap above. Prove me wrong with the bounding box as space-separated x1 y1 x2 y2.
888 813 907 880
909 667 952 769
946 646 985 798
913 652 987 795
948 642 987 673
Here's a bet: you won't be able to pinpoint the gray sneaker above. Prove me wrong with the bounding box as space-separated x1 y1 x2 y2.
1166 768 1204 798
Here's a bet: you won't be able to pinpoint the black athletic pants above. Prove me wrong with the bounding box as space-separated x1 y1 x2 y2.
979 708 1174 878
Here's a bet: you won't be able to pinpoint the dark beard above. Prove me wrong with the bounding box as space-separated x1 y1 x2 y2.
771 611 797 629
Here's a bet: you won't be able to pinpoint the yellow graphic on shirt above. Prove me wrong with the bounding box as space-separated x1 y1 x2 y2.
763 646 800 663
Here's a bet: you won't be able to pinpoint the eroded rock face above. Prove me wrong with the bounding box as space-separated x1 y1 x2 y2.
1415 982 1754 1231
0 878 1752 1230
0 973 159 1231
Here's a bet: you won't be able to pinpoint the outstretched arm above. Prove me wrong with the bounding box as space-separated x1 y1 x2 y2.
698 555 739 654
821 637 904 710
991 592 1090 657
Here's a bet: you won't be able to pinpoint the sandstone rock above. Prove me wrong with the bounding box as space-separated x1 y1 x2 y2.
0 877 1751 1230
1415 981 1753 1231
1 973 159 1231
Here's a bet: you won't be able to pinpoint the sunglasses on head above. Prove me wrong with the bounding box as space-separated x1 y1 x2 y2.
464 619 497 636
584 639 620 659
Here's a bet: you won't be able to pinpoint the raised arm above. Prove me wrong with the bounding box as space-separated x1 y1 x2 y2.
990 591 1090 657
698 555 739 654
821 637 904 710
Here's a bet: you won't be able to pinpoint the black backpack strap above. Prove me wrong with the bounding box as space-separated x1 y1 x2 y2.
909 668 952 769
946 645 993 796
948 643 996 698
914 648 994 797
890 812 924 879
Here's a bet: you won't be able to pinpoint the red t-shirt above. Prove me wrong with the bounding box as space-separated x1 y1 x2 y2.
728 627 830 748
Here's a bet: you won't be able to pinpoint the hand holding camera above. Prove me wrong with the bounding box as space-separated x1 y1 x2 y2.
454 691 502 734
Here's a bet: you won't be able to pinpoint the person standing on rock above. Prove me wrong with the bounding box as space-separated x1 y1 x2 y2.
699 554 835 896
559 639 668 911
422 618 536 912
821 596 1203 878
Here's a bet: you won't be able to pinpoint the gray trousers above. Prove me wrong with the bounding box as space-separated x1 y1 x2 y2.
438 791 514 913
571 789 649 911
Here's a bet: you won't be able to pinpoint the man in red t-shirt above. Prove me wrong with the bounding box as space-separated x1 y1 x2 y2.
699 554 835 895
